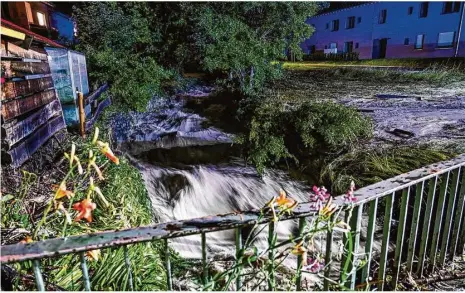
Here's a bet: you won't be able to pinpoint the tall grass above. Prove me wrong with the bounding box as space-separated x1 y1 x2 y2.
321 146 456 195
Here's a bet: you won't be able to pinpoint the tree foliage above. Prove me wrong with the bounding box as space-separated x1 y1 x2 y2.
73 2 320 109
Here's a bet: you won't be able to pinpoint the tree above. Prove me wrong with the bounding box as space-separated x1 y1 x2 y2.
191 2 320 94
73 2 171 111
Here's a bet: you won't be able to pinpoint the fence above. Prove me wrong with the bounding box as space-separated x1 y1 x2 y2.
1 154 465 291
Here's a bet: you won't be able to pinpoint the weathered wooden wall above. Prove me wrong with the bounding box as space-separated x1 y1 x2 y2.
1 40 66 168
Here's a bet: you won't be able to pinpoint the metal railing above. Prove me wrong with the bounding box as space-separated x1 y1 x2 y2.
1 154 465 291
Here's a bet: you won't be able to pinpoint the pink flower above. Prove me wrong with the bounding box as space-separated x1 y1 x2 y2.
303 257 325 273
310 186 331 209
344 180 357 202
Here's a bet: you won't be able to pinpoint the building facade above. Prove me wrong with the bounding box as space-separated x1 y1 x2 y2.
302 2 465 59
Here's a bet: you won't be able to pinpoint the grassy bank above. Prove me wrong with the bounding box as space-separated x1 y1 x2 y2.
1 107 170 290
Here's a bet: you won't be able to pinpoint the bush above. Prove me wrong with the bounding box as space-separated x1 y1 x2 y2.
243 100 373 172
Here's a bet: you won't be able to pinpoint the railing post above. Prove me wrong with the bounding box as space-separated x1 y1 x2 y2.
77 90 86 138
378 192 394 291
268 222 276 291
417 176 438 276
296 217 306 291
32 259 45 291
439 168 461 266
323 215 334 291
164 239 173 291
429 172 450 269
235 227 243 291
346 204 362 290
201 232 208 285
393 187 410 290
450 171 465 257
124 246 134 291
79 252 91 291
361 198 378 288
406 181 425 273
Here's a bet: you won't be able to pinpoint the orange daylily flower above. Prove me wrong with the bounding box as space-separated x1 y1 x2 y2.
73 199 97 222
276 190 296 209
86 249 101 262
20 236 33 244
88 154 104 181
97 141 119 165
319 197 337 217
54 182 75 199
291 241 308 265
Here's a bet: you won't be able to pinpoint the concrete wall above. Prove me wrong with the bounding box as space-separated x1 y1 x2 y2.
302 2 465 59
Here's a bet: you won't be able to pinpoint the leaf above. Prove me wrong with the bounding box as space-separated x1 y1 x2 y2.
0 194 14 202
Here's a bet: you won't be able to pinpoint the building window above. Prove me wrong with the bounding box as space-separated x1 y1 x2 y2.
442 2 461 14
415 34 425 49
36 11 46 26
357 17 362 23
420 2 429 18
324 45 328 49
331 19 339 31
330 42 337 49
344 41 354 53
346 16 355 29
408 7 414 15
379 9 387 24
404 38 410 45
437 32 455 48
326 23 329 29
355 42 359 49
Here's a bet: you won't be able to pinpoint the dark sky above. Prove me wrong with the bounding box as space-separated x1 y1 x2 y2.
52 2 74 16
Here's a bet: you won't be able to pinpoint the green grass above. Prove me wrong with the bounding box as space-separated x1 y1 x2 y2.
321 145 457 195
283 57 465 69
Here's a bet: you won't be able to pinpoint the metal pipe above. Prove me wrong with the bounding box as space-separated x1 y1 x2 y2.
455 2 464 57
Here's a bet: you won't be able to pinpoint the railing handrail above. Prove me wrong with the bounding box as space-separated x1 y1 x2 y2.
2 153 465 264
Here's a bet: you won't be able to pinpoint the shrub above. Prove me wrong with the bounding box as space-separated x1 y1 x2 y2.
243 100 373 172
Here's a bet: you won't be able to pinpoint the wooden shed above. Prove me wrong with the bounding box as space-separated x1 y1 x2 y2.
1 18 66 168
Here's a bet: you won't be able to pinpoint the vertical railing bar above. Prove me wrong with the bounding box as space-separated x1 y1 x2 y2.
417 176 438 276
296 217 306 291
323 215 334 291
164 239 173 291
32 259 45 291
439 167 461 266
406 181 425 273
124 246 134 291
457 204 465 253
429 171 450 269
377 192 394 291
268 222 276 291
349 204 363 290
450 170 465 257
393 187 410 290
361 198 378 286
201 232 208 285
235 227 242 291
79 252 91 291
340 210 350 282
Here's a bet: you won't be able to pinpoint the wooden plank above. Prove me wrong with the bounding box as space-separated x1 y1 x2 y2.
85 83 109 104
1 61 50 78
85 96 111 131
3 115 66 168
1 27 25 40
1 89 57 121
1 99 62 148
1 77 54 100
5 42 47 60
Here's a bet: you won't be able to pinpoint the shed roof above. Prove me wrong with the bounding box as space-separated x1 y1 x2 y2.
1 18 65 48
